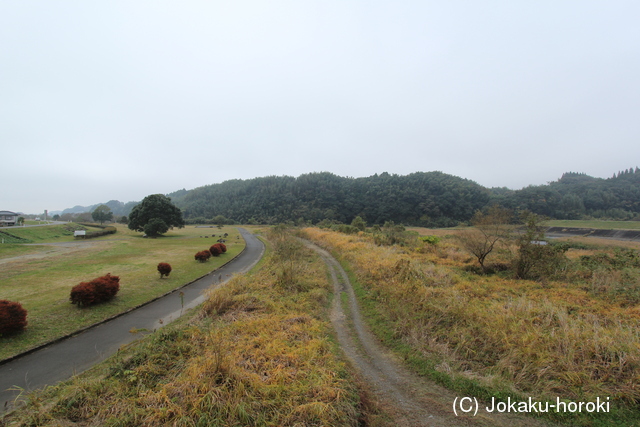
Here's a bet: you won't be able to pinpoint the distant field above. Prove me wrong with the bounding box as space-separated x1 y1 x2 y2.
0 223 246 360
1 223 104 243
544 219 640 230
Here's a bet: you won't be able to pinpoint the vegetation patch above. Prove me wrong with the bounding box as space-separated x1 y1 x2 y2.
70 274 120 307
2 229 361 426
546 220 640 231
0 230 33 244
302 227 640 426
0 224 245 360
0 300 28 336
0 223 107 243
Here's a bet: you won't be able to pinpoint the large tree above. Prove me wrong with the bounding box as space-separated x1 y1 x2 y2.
128 194 185 237
91 204 113 224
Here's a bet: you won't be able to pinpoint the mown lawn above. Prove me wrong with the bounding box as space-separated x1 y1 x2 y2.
0 224 245 360
2 228 362 427
0 223 104 243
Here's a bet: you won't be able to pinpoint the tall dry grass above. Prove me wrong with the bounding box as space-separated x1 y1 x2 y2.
302 227 640 406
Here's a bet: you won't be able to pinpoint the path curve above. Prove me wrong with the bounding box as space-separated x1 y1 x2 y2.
0 228 264 413
304 240 555 427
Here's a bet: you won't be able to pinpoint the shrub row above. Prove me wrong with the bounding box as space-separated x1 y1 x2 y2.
70 274 120 307
0 300 28 335
76 223 117 239
194 243 227 262
195 250 211 262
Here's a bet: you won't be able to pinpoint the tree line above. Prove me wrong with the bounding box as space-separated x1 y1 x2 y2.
56 168 640 227
169 171 491 227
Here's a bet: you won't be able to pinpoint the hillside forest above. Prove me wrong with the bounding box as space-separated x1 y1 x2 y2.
53 168 640 227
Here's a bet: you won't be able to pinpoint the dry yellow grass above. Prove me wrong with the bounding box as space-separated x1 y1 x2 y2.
302 227 640 408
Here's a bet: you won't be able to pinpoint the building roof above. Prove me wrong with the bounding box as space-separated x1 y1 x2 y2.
0 211 19 216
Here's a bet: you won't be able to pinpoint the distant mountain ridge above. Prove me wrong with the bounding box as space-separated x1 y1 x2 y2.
52 200 138 217
53 168 640 225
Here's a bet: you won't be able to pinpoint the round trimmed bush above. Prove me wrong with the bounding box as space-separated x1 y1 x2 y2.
195 250 211 262
157 262 172 278
209 244 222 257
0 300 28 335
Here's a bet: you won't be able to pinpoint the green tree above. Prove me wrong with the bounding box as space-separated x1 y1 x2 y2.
91 205 113 224
144 218 169 237
128 194 185 237
212 215 228 229
351 216 366 231
514 211 568 280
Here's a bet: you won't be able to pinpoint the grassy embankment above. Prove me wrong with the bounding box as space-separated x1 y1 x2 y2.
2 228 363 427
302 226 640 426
0 223 245 360
545 220 640 230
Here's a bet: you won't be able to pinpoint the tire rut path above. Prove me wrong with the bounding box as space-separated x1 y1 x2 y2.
304 240 556 427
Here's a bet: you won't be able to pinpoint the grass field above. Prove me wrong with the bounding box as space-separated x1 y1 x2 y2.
0 223 245 360
0 223 101 243
302 227 640 426
545 219 640 230
2 228 362 427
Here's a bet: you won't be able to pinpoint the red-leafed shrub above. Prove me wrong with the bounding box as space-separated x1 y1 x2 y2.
70 282 98 306
0 300 28 335
217 243 227 253
70 273 120 307
209 244 222 257
195 250 211 262
157 262 172 278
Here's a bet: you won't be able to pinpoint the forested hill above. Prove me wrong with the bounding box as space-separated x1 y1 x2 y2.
57 168 640 226
168 172 490 227
492 168 640 220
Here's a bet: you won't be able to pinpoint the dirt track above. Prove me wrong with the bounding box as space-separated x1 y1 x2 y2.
0 241 106 267
304 240 556 427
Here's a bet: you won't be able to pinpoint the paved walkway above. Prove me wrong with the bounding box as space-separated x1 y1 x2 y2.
0 228 264 413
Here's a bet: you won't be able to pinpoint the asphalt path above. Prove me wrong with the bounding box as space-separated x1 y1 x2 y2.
0 227 264 413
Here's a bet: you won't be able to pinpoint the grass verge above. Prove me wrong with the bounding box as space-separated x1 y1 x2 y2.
301 227 640 427
1 228 362 426
545 220 640 230
0 224 245 360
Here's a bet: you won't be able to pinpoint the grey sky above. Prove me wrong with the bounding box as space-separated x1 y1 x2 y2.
2 1 639 214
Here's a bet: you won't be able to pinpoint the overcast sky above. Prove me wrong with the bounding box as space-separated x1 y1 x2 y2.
2 1 639 214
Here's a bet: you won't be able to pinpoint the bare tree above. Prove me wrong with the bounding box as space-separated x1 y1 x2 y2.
458 205 512 273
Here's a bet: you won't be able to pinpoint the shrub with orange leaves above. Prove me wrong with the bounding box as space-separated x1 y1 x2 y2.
195 250 211 262
70 274 120 307
0 300 28 335
157 262 172 278
209 244 222 257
